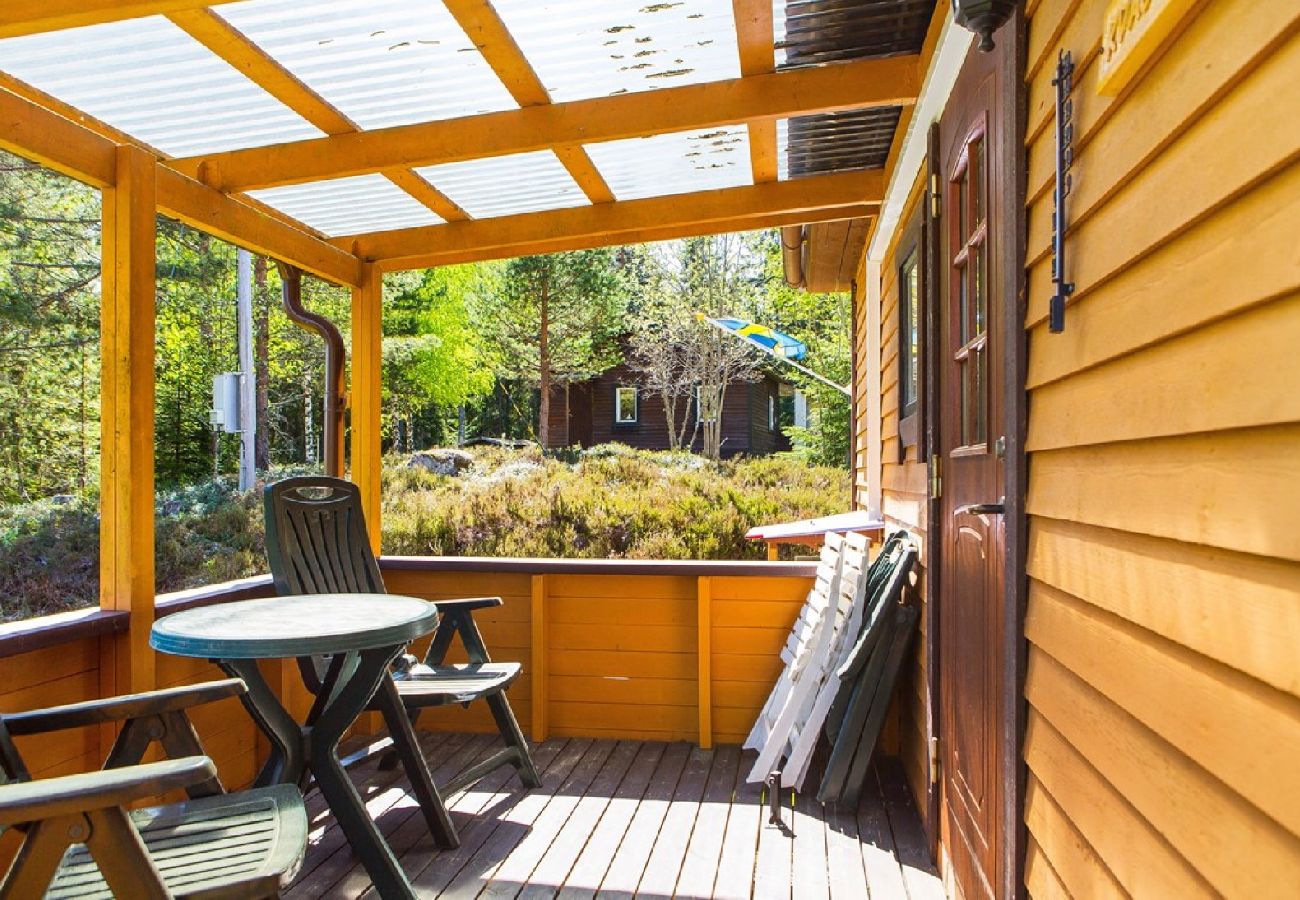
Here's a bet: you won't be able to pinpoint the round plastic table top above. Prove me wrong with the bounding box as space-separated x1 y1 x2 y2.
150 593 438 660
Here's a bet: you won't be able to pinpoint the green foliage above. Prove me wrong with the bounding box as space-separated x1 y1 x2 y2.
382 444 848 560
381 266 495 449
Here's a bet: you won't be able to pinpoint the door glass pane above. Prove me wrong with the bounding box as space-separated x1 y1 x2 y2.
957 169 967 240
973 135 985 225
974 239 986 336
973 346 986 444
959 358 971 445
958 262 969 345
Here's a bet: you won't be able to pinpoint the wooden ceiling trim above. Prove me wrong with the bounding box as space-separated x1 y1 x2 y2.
441 0 614 205
169 55 921 192
335 169 884 267
0 0 242 39
732 0 778 184
168 8 470 223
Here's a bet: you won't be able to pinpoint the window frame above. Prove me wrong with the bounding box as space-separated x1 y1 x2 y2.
897 206 926 458
613 386 638 425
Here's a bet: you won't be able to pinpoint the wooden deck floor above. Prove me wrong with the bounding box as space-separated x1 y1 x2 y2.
288 732 944 899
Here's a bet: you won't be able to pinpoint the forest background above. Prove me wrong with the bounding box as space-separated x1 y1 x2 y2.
0 151 852 618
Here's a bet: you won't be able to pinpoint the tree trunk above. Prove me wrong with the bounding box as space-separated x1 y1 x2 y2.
253 256 271 470
537 274 551 448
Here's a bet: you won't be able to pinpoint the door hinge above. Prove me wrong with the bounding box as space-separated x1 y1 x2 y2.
929 173 942 219
930 736 940 785
929 457 942 500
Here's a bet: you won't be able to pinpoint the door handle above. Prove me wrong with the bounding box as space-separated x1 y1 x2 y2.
956 500 1005 516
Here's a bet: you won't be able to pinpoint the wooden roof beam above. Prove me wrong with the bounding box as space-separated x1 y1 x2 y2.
170 54 921 193
732 0 778 183
166 8 469 222
334 169 883 271
443 0 615 204
0 0 243 39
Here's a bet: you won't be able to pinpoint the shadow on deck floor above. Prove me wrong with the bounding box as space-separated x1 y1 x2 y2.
289 731 944 899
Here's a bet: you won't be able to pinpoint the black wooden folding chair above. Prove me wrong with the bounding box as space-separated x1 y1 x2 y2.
263 476 540 850
0 679 306 898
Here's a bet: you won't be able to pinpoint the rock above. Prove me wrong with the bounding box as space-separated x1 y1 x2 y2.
48 494 75 506
408 449 474 477
161 500 183 516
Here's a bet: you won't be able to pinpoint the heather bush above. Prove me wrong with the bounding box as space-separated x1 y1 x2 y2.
0 447 848 620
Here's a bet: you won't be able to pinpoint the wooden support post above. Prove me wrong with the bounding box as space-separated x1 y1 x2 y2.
530 574 547 742
766 542 779 561
697 575 713 749
350 263 383 553
100 145 157 695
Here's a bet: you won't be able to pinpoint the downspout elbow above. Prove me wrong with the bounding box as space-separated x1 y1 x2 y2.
277 263 347 477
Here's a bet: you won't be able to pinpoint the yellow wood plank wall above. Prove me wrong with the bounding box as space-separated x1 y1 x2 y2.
382 568 812 745
1022 0 1300 894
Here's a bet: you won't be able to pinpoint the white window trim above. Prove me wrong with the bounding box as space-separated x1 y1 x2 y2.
614 386 638 424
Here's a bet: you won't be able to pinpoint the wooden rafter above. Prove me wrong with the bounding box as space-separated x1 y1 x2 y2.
170 55 920 192
732 0 778 183
441 0 615 204
166 8 469 222
334 170 884 270
0 86 364 285
0 0 242 39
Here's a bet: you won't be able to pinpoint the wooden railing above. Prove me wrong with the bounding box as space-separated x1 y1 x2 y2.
0 558 814 796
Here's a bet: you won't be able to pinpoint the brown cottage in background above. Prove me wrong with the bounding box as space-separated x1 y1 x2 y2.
543 363 793 456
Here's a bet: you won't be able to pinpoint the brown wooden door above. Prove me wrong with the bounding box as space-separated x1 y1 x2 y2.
936 34 1010 900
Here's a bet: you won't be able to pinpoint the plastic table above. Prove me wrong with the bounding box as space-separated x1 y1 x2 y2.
152 593 439 899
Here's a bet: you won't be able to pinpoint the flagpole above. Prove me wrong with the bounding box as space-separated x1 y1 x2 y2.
697 314 852 397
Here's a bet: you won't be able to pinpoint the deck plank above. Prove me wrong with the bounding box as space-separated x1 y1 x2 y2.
480 739 619 897
294 735 944 899
713 753 765 900
518 740 641 899
286 731 473 897
555 742 667 900
791 787 830 900
331 732 521 897
421 738 592 897
674 745 741 898
594 741 691 898
856 765 911 898
636 745 714 896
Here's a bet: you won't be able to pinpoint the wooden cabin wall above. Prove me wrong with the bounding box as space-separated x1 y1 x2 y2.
875 170 932 822
1021 0 1300 895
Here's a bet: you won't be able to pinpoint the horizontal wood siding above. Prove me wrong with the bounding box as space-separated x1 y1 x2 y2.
1022 0 1300 894
381 565 814 744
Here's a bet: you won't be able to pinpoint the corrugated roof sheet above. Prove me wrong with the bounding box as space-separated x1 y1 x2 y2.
492 0 740 102
249 174 443 236
415 151 589 219
585 126 752 201
215 0 519 131
0 17 323 156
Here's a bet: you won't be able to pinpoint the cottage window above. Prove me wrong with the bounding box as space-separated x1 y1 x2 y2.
898 207 926 458
614 386 638 424
768 394 777 430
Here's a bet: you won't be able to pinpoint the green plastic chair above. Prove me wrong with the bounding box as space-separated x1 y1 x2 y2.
263 476 540 850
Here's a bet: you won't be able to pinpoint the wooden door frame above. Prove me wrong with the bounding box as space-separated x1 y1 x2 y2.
923 11 1028 899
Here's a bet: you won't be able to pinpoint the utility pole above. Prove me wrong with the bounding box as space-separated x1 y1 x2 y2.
236 249 256 490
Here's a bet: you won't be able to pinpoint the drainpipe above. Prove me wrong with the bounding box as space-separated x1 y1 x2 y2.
781 225 806 288
277 262 346 476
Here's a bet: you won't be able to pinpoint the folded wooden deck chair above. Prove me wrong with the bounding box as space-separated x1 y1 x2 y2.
0 679 306 898
744 531 858 787
264 476 540 850
817 535 918 805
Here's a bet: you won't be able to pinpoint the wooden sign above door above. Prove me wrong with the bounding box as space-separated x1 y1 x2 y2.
1097 0 1200 95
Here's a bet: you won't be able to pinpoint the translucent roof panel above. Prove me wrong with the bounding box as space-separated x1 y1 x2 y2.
777 118 790 179
585 126 752 201
0 17 322 157
248 174 443 236
492 0 741 102
216 0 520 131
415 151 588 219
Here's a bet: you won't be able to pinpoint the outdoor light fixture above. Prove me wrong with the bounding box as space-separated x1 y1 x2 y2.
951 0 1018 52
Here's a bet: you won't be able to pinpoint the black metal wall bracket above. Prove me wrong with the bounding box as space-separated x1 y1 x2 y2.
1049 49 1076 333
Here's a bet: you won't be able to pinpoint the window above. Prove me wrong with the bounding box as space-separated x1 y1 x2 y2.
949 120 989 450
696 385 720 424
614 386 638 424
768 394 776 431
897 208 925 458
